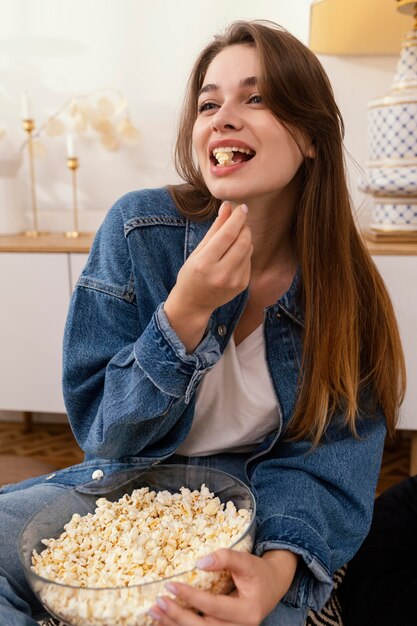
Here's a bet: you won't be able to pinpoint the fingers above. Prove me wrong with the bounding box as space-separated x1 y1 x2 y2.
193 201 233 253
148 595 204 625
148 551 276 626
149 591 242 625
217 224 252 278
201 205 250 265
198 549 255 580
147 550 261 625
218 200 233 220
170 202 251 327
154 582 240 623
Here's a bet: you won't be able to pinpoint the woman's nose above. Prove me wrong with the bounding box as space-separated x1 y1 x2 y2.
210 104 243 132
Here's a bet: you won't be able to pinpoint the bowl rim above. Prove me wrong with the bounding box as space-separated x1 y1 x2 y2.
18 464 256 592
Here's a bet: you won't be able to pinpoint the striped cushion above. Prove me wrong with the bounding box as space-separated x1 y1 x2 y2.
306 566 346 626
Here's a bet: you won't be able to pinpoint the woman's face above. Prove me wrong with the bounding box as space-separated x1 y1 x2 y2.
192 44 309 209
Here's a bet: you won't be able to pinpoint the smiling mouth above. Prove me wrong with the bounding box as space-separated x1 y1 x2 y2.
211 146 255 167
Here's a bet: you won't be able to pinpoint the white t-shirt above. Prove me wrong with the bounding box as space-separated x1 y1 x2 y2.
176 325 279 456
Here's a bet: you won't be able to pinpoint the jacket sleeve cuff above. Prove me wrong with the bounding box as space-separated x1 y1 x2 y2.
133 303 221 402
254 515 333 610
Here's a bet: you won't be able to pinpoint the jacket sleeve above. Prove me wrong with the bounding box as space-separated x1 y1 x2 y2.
63 201 221 459
249 410 386 611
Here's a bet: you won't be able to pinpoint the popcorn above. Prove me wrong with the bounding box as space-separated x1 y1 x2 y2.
31 484 252 626
214 150 234 166
212 146 255 167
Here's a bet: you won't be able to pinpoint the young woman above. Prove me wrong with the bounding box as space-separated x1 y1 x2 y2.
0 20 405 626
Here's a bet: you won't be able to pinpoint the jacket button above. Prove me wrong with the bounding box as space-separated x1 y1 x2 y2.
45 473 56 480
217 324 227 336
275 312 281 319
92 469 104 480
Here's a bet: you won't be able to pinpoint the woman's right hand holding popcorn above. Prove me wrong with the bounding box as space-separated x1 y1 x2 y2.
149 547 299 626
164 201 253 353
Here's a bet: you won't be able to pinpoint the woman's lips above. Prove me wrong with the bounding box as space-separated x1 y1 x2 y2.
209 158 253 176
207 142 256 176
212 146 255 165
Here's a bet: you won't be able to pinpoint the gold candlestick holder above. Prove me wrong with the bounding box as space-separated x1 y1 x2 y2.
22 118 39 236
66 157 80 238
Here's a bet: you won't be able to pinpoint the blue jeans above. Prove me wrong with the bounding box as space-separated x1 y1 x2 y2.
0 454 308 626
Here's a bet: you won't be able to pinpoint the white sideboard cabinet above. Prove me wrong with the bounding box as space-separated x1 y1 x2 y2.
366 237 417 473
0 233 416 468
372 255 417 432
0 233 92 414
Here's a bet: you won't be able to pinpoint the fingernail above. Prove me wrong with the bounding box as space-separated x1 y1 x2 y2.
218 201 229 215
241 204 248 214
165 582 179 595
156 597 168 611
196 555 215 569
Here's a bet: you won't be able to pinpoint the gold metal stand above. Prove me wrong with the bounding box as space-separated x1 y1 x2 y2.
66 157 80 238
22 119 39 236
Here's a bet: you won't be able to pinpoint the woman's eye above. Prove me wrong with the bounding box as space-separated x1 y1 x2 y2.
198 102 218 113
248 94 262 104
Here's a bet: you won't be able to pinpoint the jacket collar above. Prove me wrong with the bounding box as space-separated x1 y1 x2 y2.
185 216 215 260
277 266 305 327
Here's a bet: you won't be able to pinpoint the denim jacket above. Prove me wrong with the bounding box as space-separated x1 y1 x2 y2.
63 187 386 611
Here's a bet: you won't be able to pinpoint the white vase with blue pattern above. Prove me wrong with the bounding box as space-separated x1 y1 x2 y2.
360 28 417 232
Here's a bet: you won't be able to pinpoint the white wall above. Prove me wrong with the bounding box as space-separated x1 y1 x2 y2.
0 0 402 232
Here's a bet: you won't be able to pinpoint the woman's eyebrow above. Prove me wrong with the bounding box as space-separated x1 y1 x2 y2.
197 76 257 98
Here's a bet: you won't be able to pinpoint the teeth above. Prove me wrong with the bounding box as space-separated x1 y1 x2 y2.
212 146 254 167
212 146 253 156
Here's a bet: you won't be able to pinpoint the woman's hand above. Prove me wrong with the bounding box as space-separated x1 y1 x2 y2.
148 548 298 626
164 202 253 352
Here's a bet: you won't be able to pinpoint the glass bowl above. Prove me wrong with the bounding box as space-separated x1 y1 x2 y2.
18 464 256 626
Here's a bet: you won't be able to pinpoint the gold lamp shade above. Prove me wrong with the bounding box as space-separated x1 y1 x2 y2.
309 0 416 56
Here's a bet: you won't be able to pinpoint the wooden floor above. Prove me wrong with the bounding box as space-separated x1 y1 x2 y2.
0 422 84 468
0 420 412 492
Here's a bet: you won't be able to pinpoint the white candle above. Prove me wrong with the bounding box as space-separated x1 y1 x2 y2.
66 133 76 158
21 92 31 119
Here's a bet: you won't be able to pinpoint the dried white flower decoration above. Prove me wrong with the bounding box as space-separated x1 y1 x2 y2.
100 131 120 151
90 112 114 135
45 118 66 137
118 116 140 145
18 88 139 155
97 96 115 117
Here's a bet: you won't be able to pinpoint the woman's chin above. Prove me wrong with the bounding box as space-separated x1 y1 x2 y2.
206 184 249 205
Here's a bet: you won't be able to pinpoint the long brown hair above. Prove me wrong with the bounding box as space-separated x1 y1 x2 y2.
169 20 405 442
